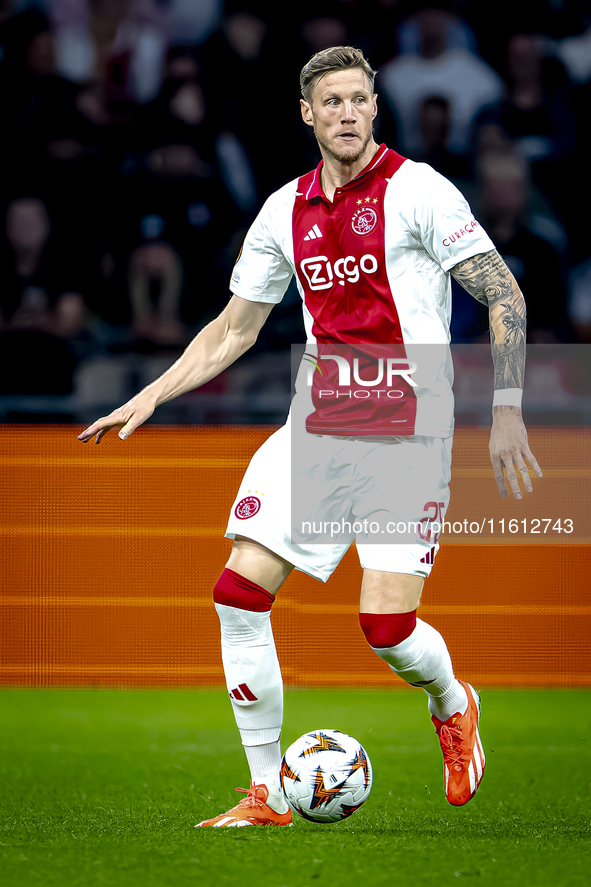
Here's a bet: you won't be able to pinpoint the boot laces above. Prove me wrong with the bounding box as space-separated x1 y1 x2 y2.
439 723 465 770
234 783 267 809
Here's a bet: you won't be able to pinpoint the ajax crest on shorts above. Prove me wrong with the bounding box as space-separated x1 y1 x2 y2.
234 496 261 519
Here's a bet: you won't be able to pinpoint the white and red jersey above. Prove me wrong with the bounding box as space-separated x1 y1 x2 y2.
230 145 495 436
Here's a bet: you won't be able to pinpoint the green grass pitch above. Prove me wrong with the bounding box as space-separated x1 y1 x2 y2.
1 688 590 887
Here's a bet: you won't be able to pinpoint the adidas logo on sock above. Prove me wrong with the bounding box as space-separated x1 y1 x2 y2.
304 224 323 241
229 683 258 702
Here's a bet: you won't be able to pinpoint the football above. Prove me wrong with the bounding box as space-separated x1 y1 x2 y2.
280 729 372 823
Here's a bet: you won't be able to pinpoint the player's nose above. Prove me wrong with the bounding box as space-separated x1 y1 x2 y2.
341 102 357 122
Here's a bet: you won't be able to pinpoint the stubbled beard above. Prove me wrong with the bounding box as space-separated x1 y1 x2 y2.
315 129 374 165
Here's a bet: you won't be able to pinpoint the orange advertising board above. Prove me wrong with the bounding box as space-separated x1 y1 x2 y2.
1 425 589 688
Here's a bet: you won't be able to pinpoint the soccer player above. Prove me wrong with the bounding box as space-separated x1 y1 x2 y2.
79 47 542 827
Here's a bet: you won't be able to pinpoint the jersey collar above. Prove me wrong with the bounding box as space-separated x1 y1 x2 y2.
304 143 391 202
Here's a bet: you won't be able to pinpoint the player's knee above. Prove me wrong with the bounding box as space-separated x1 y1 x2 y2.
213 568 276 612
359 611 417 649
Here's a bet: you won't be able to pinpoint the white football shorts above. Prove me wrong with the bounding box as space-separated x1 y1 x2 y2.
225 423 452 582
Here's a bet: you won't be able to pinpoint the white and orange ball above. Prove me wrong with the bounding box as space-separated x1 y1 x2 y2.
280 729 372 823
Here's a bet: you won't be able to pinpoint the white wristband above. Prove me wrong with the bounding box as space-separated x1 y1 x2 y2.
493 388 523 407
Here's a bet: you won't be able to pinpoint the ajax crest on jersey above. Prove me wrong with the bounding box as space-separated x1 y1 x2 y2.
351 206 378 236
280 729 372 823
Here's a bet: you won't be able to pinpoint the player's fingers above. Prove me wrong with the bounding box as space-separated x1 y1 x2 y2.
94 425 117 444
118 405 155 440
502 452 523 500
78 409 128 443
514 456 533 493
77 424 96 442
524 446 543 478
491 455 508 498
118 419 138 440
77 417 115 443
78 401 153 444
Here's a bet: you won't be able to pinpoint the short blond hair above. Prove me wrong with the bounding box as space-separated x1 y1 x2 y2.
300 46 376 104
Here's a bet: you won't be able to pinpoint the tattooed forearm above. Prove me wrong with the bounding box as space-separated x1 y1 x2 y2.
451 249 513 306
451 250 527 389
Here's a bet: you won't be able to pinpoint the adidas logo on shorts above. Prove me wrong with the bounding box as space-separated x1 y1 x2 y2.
420 546 436 565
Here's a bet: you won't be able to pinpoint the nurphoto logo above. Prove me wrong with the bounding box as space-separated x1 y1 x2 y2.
304 353 417 394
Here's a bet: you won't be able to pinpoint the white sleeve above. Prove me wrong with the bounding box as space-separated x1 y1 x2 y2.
229 187 295 304
411 164 496 272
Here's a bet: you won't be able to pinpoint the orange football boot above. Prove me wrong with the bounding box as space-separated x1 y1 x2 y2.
431 680 486 806
195 782 293 828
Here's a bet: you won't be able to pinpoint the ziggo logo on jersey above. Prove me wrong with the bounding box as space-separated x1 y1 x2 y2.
300 254 378 290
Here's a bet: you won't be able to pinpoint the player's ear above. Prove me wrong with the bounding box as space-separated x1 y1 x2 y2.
372 94 378 121
300 99 314 128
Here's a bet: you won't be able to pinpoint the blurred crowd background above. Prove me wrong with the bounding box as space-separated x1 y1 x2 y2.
0 0 590 424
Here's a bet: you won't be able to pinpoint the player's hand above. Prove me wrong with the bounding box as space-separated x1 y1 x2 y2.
77 393 156 444
489 406 542 499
